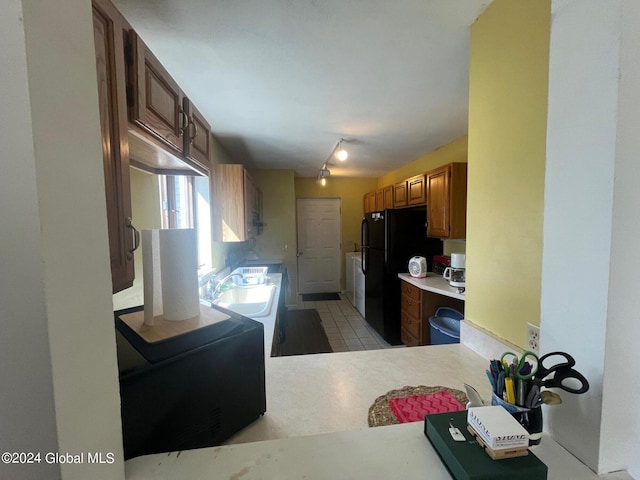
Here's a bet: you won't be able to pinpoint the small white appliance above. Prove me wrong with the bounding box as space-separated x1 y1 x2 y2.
443 253 466 288
408 256 428 278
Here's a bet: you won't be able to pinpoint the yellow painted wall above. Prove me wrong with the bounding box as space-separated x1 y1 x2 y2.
253 169 298 305
112 167 163 309
466 0 550 347
377 136 468 188
295 177 378 290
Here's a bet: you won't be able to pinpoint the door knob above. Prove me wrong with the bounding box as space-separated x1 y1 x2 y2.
296 252 303 257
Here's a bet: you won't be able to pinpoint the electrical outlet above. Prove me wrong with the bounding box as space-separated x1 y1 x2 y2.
526 323 540 354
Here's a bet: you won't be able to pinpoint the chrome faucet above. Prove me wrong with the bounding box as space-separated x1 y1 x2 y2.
212 272 244 299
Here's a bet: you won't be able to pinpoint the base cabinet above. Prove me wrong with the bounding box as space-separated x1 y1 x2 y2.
400 280 464 346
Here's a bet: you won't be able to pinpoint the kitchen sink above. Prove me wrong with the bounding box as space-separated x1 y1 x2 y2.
212 284 276 318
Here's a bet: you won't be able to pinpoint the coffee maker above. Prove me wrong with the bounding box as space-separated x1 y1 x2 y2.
443 253 466 290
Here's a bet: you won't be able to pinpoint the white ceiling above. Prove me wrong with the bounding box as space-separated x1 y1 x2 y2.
113 0 491 178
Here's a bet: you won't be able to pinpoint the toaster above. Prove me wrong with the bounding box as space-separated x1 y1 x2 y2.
432 255 451 276
408 256 428 278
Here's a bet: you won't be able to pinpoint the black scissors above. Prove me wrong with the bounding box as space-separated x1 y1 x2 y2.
533 351 589 394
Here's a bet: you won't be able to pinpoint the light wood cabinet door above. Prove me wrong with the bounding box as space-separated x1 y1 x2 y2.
127 30 186 155
426 163 467 239
407 174 426 205
394 180 408 208
93 0 136 293
212 164 262 242
363 191 376 213
375 189 384 211
383 185 394 210
426 166 449 238
183 98 211 169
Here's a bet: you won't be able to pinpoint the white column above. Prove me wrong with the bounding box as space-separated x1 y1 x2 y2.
0 0 126 478
542 0 625 473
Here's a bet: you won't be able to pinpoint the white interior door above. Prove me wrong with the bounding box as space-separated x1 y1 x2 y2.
296 198 341 294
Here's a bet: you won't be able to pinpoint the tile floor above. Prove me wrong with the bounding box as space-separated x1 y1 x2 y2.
291 294 400 352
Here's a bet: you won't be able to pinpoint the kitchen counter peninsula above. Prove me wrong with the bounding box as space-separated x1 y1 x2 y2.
124 344 630 480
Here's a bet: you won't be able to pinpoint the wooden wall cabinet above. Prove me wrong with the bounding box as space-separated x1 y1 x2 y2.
393 180 408 207
375 189 384 211
400 280 465 346
183 98 212 169
213 164 262 242
363 191 376 214
125 30 211 174
383 185 394 210
92 0 137 293
426 163 467 239
407 174 426 206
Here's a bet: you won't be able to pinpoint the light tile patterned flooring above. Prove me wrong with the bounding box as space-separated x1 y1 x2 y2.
290 294 399 352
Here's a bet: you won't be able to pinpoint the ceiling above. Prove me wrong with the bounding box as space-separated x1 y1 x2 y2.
113 0 491 178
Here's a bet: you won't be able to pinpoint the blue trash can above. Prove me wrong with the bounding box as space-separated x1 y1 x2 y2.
429 307 464 345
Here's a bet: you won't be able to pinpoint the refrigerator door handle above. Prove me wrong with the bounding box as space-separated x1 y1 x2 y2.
361 217 369 275
361 246 369 275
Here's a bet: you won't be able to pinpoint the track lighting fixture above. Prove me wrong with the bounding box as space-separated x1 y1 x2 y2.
316 138 348 187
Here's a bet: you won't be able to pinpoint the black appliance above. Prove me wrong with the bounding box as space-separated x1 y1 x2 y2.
114 306 266 459
360 207 443 344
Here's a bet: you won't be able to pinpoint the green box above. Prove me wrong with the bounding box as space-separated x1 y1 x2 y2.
424 411 547 480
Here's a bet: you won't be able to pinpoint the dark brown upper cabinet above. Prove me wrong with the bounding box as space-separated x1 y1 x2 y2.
92 0 137 293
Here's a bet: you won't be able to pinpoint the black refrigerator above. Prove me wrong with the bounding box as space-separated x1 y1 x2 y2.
360 207 443 345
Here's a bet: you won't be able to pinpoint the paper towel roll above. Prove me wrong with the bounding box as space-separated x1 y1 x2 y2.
142 230 163 326
159 228 200 321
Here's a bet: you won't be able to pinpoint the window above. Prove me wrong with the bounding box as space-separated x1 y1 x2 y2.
159 174 212 275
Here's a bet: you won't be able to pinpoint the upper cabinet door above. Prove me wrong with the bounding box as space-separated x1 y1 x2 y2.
394 180 408 208
426 163 467 239
407 174 426 205
92 0 135 293
127 30 186 155
425 166 450 238
383 185 394 210
183 97 211 168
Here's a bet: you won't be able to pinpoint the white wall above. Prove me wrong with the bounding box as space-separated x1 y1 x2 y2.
0 0 126 478
541 0 624 473
0 1 60 478
600 0 640 476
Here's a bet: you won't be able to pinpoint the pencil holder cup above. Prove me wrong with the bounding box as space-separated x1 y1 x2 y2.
491 392 542 446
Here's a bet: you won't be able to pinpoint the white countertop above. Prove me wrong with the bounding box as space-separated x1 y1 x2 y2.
125 421 630 480
124 344 629 480
399 272 465 300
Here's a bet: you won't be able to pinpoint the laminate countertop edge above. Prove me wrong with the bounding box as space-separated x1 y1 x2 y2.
398 272 465 301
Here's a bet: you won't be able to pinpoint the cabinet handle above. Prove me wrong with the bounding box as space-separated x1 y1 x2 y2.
179 109 189 131
126 217 140 260
189 119 198 143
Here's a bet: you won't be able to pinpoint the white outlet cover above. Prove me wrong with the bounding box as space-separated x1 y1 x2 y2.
526 323 540 354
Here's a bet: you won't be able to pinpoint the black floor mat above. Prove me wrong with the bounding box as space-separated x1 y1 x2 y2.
301 292 341 301
276 309 333 357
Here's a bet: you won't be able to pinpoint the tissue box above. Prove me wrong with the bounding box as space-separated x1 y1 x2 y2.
467 406 529 451
425 411 547 480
